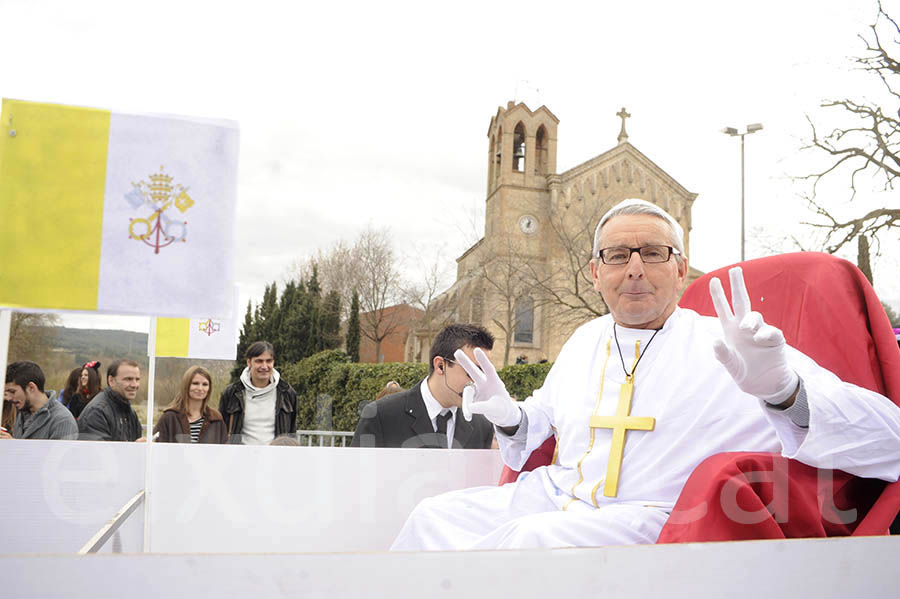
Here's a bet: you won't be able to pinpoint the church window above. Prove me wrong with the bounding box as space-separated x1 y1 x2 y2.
495 127 503 184
514 295 534 343
489 135 496 188
535 125 547 175
513 122 526 172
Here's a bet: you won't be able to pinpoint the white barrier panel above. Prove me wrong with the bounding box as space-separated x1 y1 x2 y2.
0 440 145 554
5 536 900 598
148 444 504 553
1 440 503 554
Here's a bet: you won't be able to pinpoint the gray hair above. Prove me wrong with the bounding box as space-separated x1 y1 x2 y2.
592 198 685 259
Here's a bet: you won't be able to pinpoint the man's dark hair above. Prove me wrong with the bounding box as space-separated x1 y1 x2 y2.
428 324 494 375
6 361 45 393
246 341 275 361
107 359 140 382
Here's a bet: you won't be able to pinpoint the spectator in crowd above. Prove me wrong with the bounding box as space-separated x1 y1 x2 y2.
78 359 144 442
351 324 495 449
218 341 298 445
269 435 300 447
1 361 78 440
59 367 81 407
375 381 404 400
66 361 102 419
515 354 528 365
154 366 228 443
1 400 15 437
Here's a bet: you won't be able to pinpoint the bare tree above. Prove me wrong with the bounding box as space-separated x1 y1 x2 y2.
516 196 608 328
799 1 900 281
402 244 454 353
355 226 405 362
286 240 357 320
746 225 811 258
478 238 536 367
450 196 486 255
286 227 408 361
8 312 61 363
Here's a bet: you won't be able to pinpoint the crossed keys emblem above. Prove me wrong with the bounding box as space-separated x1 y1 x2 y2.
125 166 194 254
199 318 221 336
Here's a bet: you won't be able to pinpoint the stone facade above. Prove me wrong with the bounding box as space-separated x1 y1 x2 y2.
412 101 702 367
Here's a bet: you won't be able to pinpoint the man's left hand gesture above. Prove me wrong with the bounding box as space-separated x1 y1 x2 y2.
709 266 799 406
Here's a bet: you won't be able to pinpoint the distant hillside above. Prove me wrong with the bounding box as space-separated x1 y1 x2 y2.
51 327 149 364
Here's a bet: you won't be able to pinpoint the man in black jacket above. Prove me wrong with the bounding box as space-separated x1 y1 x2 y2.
352 324 495 449
78 359 144 442
218 341 297 444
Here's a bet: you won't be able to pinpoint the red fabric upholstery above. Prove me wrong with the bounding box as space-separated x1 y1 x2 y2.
498 437 555 485
657 452 884 541
674 252 900 399
659 252 900 541
498 251 900 540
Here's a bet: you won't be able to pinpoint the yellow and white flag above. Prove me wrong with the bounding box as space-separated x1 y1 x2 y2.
0 99 238 317
154 315 238 360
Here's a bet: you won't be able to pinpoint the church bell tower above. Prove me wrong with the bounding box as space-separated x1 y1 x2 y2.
484 101 559 243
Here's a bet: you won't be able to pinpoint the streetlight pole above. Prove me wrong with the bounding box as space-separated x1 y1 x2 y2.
722 123 763 262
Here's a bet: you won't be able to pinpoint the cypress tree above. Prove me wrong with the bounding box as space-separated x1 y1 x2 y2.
322 290 342 350
257 282 279 345
305 267 323 356
231 299 256 382
346 289 361 362
281 281 308 365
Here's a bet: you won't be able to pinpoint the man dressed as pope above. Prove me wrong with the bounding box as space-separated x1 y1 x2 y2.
391 198 900 550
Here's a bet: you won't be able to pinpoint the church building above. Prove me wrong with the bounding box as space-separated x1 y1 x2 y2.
410 101 703 367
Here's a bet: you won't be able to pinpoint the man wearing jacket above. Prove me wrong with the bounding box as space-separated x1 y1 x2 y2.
1 361 78 440
351 324 495 449
78 359 144 442
218 341 298 444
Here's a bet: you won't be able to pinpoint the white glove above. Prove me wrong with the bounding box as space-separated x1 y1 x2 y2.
454 347 522 427
709 266 799 405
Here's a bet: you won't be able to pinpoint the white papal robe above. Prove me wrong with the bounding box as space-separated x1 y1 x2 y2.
391 307 900 550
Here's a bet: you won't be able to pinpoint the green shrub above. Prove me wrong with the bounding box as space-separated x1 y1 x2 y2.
323 362 428 431
281 349 350 429
282 350 553 432
282 350 427 431
498 363 553 402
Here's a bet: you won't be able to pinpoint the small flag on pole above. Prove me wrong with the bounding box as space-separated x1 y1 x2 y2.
0 98 238 318
154 315 238 360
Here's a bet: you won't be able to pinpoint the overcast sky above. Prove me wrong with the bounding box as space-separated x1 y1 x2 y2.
3 0 899 333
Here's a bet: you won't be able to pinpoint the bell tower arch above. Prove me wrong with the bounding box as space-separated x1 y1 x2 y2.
486 101 558 196
484 101 559 242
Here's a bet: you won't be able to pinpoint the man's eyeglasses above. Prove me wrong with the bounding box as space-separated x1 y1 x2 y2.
595 245 681 265
440 357 481 378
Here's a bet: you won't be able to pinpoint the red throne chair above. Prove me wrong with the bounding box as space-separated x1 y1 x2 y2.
498 252 900 540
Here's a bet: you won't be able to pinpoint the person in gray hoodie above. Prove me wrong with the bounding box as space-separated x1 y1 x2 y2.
218 341 297 444
1 361 77 440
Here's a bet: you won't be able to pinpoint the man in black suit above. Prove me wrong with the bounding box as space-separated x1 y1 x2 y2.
351 324 495 449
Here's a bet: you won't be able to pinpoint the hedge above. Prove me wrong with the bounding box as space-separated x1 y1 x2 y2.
282 350 555 432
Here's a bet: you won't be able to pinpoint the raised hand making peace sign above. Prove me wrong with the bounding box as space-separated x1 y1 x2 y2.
709 266 800 406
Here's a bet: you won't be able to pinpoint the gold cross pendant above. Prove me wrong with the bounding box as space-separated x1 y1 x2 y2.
588 377 655 498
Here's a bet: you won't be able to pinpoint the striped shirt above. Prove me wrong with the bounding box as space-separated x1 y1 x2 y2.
189 417 205 443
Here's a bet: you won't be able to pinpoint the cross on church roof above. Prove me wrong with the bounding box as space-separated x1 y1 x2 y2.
617 107 631 144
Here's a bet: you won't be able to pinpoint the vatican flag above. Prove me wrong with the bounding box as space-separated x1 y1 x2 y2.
154 316 238 360
0 98 238 318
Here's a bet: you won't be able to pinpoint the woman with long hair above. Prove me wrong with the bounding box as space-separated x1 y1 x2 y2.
59 367 81 408
1 401 15 437
67 361 102 419
154 366 228 443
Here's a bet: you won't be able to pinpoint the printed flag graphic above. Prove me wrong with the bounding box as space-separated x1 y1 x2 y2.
0 99 238 317
154 316 237 360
